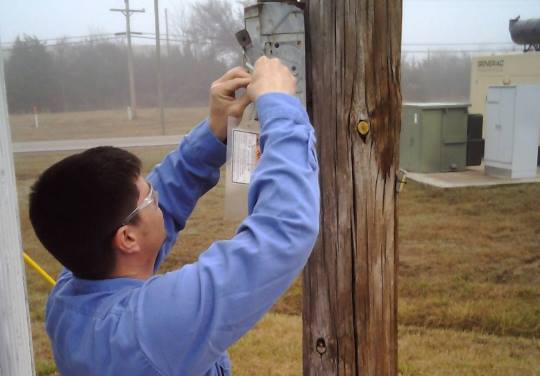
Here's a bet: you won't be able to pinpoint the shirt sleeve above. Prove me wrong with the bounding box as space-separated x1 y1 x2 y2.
135 93 320 375
147 119 226 270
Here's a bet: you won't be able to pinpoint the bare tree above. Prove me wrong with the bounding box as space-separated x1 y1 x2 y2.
174 0 243 63
3 36 228 112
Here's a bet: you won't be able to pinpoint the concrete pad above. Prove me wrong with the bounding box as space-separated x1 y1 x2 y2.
407 165 540 188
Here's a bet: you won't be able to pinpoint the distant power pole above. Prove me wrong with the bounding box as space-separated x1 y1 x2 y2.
111 0 145 120
154 0 165 134
165 8 171 57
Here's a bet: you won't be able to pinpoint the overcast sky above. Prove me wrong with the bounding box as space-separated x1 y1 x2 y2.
1 0 539 53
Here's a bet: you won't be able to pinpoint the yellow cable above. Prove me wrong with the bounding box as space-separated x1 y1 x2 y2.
23 251 56 287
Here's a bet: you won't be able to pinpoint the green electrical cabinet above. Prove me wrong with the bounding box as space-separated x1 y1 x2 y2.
400 103 469 173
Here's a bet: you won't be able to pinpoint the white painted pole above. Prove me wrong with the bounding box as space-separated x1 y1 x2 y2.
0 44 35 375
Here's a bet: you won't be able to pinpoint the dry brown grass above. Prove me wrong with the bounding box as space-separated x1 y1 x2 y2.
398 326 540 376
398 182 540 338
11 108 540 374
10 107 208 141
232 317 540 376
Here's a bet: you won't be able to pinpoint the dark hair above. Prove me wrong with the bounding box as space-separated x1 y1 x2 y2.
29 147 141 280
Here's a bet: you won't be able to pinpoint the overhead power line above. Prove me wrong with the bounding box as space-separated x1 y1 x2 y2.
0 34 118 48
0 32 523 49
0 33 117 47
1 32 523 57
1 37 122 51
402 48 518 54
405 42 514 46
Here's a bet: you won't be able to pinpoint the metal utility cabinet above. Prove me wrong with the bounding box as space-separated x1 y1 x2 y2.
241 2 306 104
485 85 540 179
400 103 469 173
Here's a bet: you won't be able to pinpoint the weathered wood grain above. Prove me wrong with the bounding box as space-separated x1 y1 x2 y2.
0 47 35 375
303 0 402 374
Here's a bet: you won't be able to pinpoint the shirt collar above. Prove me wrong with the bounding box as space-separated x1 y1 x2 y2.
70 276 144 293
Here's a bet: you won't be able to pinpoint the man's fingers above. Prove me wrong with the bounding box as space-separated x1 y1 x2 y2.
254 56 270 69
215 77 251 94
217 66 251 83
229 94 251 118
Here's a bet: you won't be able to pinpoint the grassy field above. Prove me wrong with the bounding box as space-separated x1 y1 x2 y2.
11 108 540 375
10 106 208 141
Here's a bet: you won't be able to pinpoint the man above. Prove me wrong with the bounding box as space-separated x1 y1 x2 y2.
29 57 319 375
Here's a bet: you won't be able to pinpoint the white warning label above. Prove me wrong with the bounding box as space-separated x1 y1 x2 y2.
232 129 259 185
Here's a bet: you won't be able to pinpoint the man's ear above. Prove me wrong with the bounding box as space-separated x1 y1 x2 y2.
112 225 140 255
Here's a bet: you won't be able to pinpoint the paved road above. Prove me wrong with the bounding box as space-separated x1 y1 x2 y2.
12 135 185 153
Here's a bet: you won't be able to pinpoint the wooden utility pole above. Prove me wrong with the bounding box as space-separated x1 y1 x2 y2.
111 0 145 120
0 43 35 376
302 0 402 375
154 0 166 134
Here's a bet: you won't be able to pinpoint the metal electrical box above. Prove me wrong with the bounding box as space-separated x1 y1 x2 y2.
225 2 306 220
484 85 540 179
238 1 306 104
400 103 469 173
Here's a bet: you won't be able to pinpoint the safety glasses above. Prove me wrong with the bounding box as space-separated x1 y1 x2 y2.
121 183 159 225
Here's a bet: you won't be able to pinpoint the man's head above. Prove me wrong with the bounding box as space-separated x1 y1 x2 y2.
29 146 165 280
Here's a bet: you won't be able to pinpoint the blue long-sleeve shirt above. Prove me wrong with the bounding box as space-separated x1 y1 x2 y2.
45 93 320 376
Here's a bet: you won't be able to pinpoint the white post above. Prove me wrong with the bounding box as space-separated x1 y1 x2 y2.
32 106 39 128
0 44 35 375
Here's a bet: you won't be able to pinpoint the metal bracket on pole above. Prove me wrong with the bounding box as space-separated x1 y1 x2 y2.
397 169 408 193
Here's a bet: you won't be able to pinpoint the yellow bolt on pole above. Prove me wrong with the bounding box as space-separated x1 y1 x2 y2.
23 251 56 287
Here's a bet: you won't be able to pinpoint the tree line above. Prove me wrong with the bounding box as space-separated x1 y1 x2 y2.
3 0 471 114
4 35 231 113
3 0 243 114
402 53 471 103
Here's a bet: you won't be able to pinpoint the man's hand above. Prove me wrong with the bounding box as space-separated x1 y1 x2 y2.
247 57 296 101
209 67 252 141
